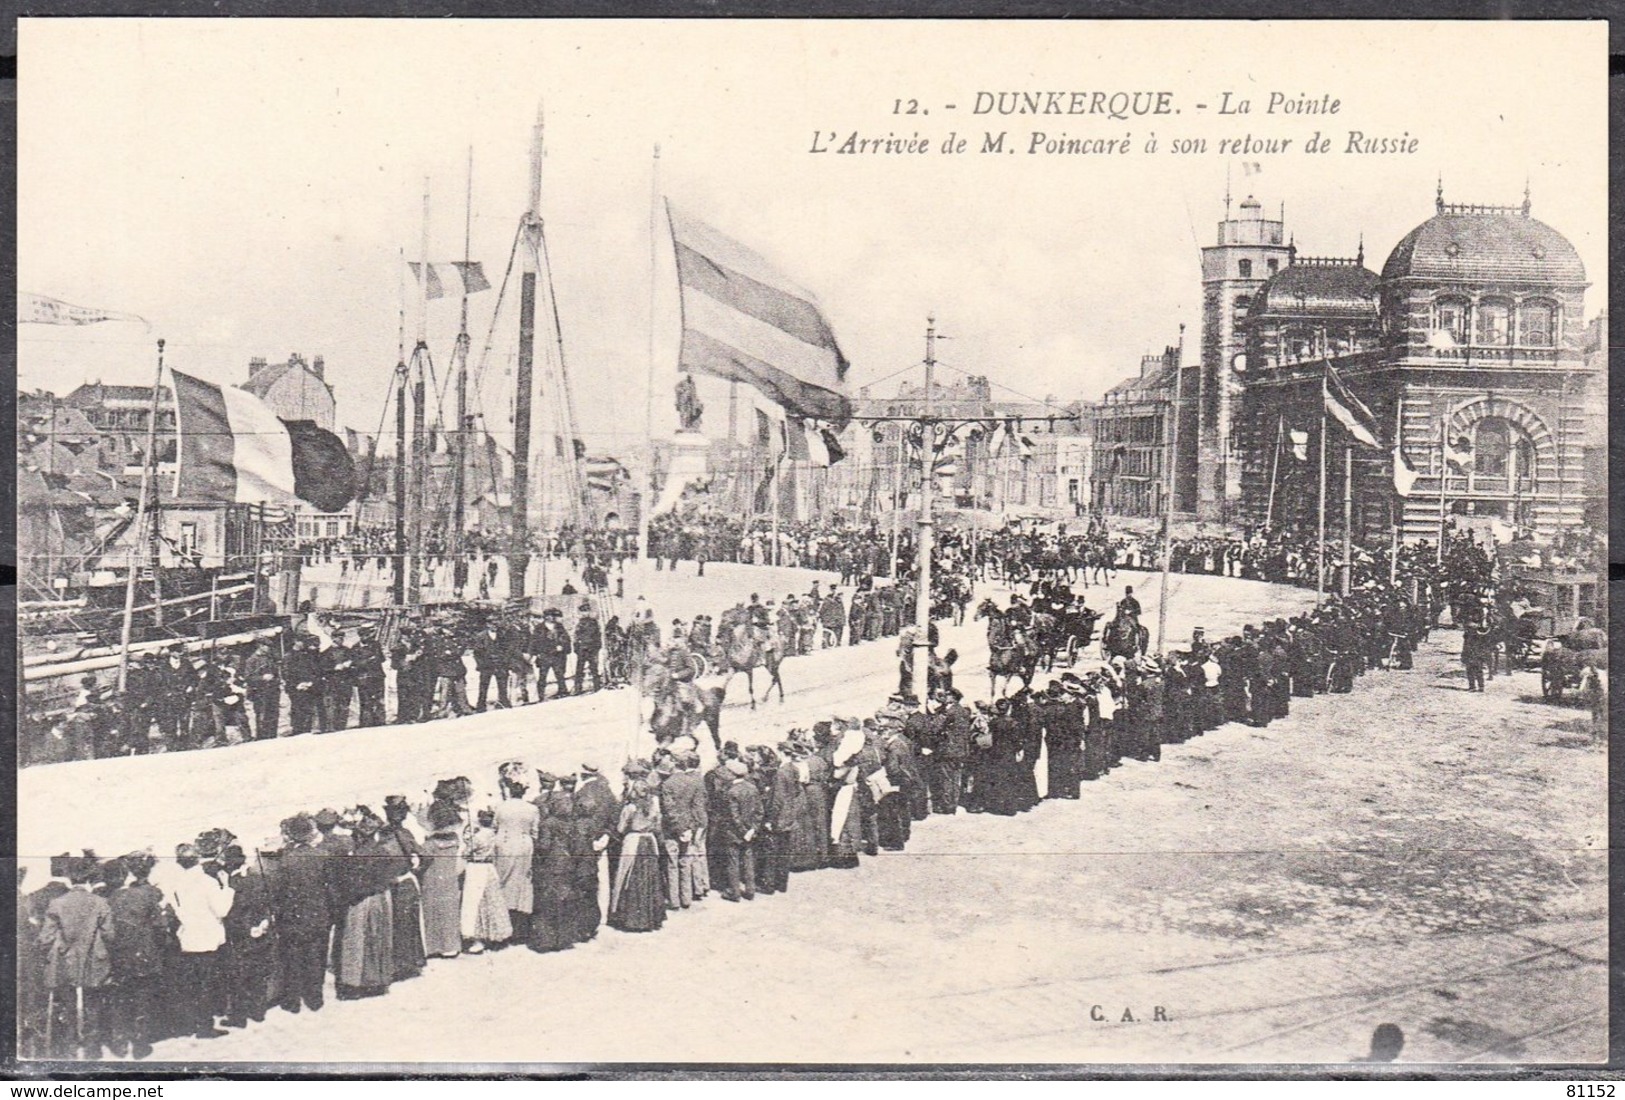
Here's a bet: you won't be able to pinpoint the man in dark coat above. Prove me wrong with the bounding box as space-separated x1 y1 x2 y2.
536 613 573 700
150 649 195 751
1041 682 1084 798
267 815 330 1014
38 855 116 1059
322 638 357 733
703 748 739 892
107 852 167 1059
283 637 324 736
353 634 387 728
573 603 603 696
243 641 282 740
876 724 925 848
220 845 275 1028
718 760 762 901
472 621 513 711
570 765 618 937
658 757 706 909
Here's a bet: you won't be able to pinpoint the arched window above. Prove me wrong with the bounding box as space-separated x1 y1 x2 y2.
1475 300 1512 346
1433 297 1469 348
1520 301 1555 347
1469 418 1535 493
1474 419 1510 482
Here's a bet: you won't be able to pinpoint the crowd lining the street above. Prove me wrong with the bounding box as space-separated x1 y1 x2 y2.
22 546 1455 1061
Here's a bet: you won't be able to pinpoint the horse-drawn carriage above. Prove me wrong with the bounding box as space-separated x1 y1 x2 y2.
1051 602 1103 667
1540 627 1607 703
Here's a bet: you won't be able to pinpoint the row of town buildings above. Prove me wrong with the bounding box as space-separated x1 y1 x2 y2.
25 183 1607 595
807 183 1605 551
1086 186 1606 548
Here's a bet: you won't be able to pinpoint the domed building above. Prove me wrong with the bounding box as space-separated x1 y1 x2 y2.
1232 249 1383 526
1231 186 1598 557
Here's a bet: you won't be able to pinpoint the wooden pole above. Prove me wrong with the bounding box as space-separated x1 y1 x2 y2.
1342 442 1353 596
117 339 166 691
1264 411 1283 529
912 316 937 707
510 109 545 599
451 147 473 596
393 363 408 606
1390 398 1403 585
1436 415 1448 566
638 143 660 564
1156 324 1185 655
1317 363 1328 599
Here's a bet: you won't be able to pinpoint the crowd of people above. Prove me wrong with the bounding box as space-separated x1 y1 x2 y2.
20 553 1446 1063
24 570 931 764
647 513 909 581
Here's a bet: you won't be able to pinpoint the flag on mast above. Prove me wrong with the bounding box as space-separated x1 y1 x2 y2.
1393 445 1419 496
1323 362 1382 448
667 202 852 425
170 369 355 510
20 292 148 327
1444 434 1474 472
407 261 490 299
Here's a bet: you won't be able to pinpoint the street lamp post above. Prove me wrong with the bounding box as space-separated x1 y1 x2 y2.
912 318 938 706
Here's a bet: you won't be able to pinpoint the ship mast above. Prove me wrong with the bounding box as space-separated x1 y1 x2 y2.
509 103 543 600
451 148 474 596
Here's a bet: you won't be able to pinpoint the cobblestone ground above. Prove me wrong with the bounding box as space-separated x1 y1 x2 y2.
18 570 1606 1065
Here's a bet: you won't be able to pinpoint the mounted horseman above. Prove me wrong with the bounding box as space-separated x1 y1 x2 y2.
974 596 1039 697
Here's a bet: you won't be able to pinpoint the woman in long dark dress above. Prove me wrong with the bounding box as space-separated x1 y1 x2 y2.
527 788 578 953
1010 695 1042 811
418 801 462 959
980 703 1025 816
784 741 823 872
333 811 401 1000
607 780 666 933
566 781 602 944
381 796 426 982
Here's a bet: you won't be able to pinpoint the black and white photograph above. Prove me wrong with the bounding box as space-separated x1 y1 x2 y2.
12 18 1609 1069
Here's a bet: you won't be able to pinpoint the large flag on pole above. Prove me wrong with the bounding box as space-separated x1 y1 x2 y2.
407 261 490 300
1323 362 1382 448
667 202 852 425
170 369 354 510
1393 445 1419 496
20 292 148 327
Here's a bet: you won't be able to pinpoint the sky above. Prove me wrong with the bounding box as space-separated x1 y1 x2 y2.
18 19 1607 457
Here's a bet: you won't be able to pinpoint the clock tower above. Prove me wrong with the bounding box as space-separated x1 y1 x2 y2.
1191 192 1294 522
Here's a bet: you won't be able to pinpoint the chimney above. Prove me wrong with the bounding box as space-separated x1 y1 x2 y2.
248 356 268 378
311 355 325 379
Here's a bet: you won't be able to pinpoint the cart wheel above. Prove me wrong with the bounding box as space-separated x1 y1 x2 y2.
692 654 710 679
1063 635 1079 667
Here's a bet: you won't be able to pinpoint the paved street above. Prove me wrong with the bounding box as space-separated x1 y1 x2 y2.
17 569 1606 1064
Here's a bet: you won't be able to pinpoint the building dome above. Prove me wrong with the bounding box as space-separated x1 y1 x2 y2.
1382 200 1586 285
1251 258 1379 319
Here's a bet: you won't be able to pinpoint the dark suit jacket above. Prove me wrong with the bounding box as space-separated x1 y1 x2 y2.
572 778 619 841
268 844 331 939
659 771 707 835
721 779 764 844
108 883 168 978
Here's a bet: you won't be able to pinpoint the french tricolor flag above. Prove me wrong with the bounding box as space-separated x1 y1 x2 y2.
170 368 355 512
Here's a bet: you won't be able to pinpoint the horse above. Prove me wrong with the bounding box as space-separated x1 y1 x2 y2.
1580 664 1608 742
1101 609 1149 661
714 621 784 708
974 598 1038 697
643 663 727 751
